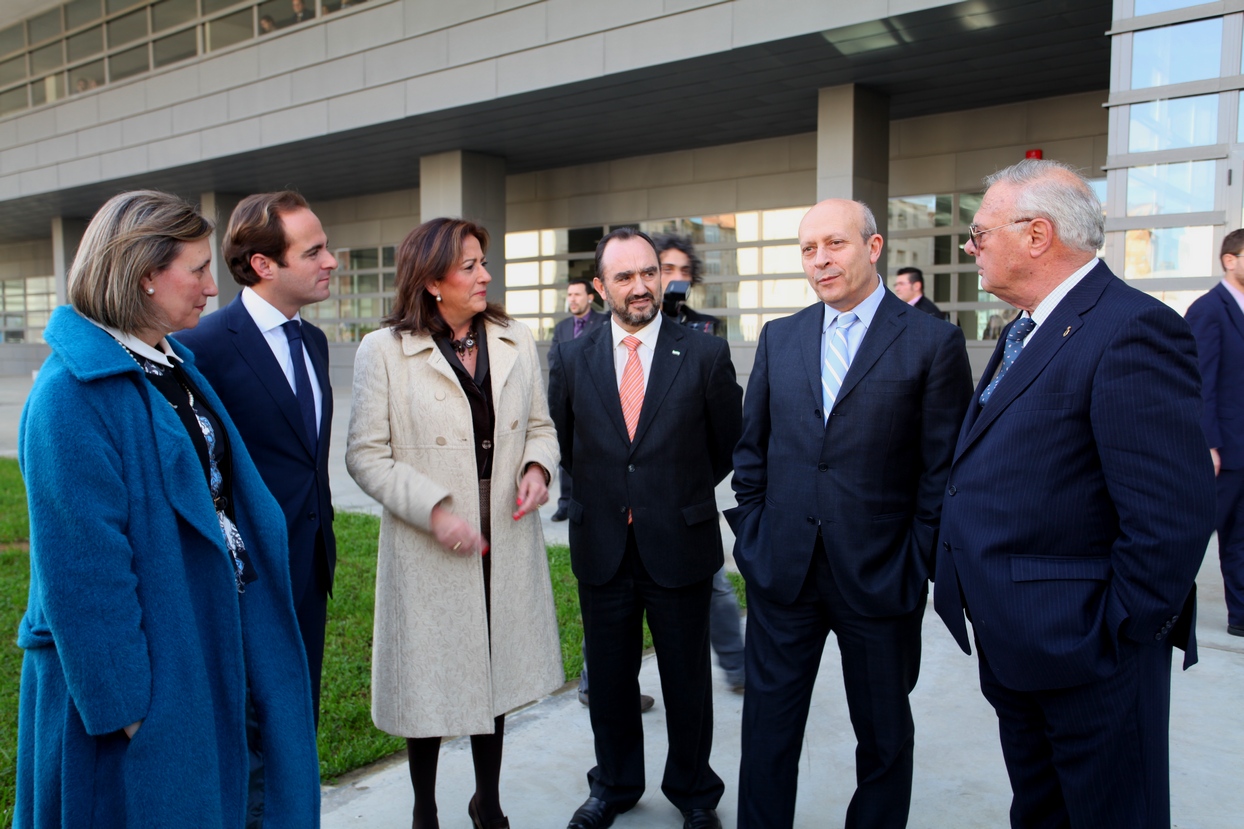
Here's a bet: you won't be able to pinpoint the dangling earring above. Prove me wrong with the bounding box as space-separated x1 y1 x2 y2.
434 293 442 302
145 287 155 295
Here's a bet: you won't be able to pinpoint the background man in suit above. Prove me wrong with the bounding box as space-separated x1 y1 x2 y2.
893 266 944 318
549 228 742 829
176 191 338 724
654 233 720 336
728 199 972 828
935 159 1215 828
549 278 609 523
1186 228 1244 637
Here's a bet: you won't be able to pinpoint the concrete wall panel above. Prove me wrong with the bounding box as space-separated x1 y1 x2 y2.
602 2 732 75
405 61 497 115
609 151 695 191
201 117 262 159
327 0 407 59
327 82 406 132
0 144 37 176
292 54 367 107
75 121 124 156
260 101 329 146
171 92 229 136
198 48 261 97
546 0 662 42
146 65 201 111
15 108 57 146
148 133 202 170
36 134 78 167
403 0 496 38
120 109 174 148
57 156 102 190
448 4 548 62
53 95 100 134
259 26 328 79
228 75 294 122
737 170 815 209
364 31 449 87
496 35 605 97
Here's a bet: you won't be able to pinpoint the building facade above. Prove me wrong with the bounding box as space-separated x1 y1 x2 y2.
0 0 1224 384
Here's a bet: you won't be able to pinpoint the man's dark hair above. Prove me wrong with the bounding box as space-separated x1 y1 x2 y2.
896 266 923 288
652 233 704 286
594 227 660 282
1222 229 1244 263
223 190 310 286
568 276 596 297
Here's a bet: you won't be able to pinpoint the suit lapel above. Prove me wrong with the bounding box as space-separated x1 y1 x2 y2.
149 378 226 547
224 297 318 458
1214 283 1244 344
585 324 631 445
835 292 906 405
487 322 518 400
957 262 1112 459
630 318 686 453
799 303 826 409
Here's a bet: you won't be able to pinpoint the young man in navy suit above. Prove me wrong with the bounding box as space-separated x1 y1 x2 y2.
176 191 338 724
935 159 1215 828
549 228 742 829
1186 228 1244 637
728 199 971 828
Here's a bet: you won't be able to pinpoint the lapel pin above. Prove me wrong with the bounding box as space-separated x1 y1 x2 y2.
672 349 681 355
1063 326 1071 337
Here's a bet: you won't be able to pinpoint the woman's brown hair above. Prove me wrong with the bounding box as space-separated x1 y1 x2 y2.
384 217 510 337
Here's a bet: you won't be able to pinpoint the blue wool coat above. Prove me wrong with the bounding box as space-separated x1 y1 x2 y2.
14 306 321 828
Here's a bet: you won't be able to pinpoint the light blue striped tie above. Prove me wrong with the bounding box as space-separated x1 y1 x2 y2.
822 312 857 421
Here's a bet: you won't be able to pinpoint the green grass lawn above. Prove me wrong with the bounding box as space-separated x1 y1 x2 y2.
0 460 747 822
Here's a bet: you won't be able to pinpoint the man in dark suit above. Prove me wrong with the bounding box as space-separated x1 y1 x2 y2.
549 228 742 829
728 199 972 829
549 278 609 523
893 266 944 319
935 159 1215 828
1186 228 1244 637
176 191 338 724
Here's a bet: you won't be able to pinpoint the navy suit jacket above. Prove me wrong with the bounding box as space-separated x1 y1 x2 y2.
547 310 608 376
547 314 742 588
1186 281 1244 470
726 290 972 615
934 261 1215 692
175 294 336 605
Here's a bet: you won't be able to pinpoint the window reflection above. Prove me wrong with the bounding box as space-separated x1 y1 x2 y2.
1124 226 1214 279
1131 19 1221 88
1129 95 1217 152
1134 0 1205 13
1126 161 1215 216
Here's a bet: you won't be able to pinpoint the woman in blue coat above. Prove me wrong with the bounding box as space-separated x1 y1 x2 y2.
14 191 321 827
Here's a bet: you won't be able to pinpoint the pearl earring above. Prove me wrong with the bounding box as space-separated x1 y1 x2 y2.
145 287 155 295
434 294 442 302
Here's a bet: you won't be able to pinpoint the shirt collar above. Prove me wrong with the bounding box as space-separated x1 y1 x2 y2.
1221 277 1244 311
610 310 663 350
1027 258 1098 326
242 286 301 332
86 318 182 367
822 275 885 332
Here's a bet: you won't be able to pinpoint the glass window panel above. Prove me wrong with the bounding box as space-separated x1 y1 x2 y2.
758 279 814 308
108 44 148 81
736 213 759 243
108 9 148 48
506 231 540 260
933 195 953 226
761 208 805 240
1128 95 1217 152
540 230 559 256
28 10 63 45
736 247 759 276
259 0 300 30
382 272 396 292
30 42 63 74
761 244 801 275
0 55 26 86
978 308 1019 341
540 288 560 314
1124 226 1214 279
356 273 379 293
0 25 24 58
153 0 198 32
31 74 66 106
67 26 103 61
1126 161 1215 216
958 193 983 226
204 0 246 13
1132 19 1221 88
736 280 759 307
382 246 395 267
0 87 23 116
506 290 539 315
207 10 253 51
1135 0 1204 13
107 0 146 11
566 227 602 253
153 29 196 67
540 260 562 285
505 262 540 287
932 274 950 304
888 195 937 231
1144 289 1206 317
70 61 104 93
330 274 352 293
1088 178 1107 215
66 0 104 30
348 248 378 270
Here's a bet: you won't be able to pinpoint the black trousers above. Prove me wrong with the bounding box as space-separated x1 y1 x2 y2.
577 526 724 811
738 539 924 829
1216 467 1244 627
293 531 329 728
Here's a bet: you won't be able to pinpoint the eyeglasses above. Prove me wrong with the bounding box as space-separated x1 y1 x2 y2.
963 218 1036 251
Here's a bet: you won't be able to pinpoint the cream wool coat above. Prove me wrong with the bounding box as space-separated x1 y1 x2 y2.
346 319 563 738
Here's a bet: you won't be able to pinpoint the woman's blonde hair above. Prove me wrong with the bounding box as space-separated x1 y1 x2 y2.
68 190 214 334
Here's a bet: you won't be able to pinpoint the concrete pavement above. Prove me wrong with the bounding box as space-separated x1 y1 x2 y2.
2 374 1241 827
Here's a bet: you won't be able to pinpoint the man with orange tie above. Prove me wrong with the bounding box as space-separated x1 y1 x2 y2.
548 228 742 829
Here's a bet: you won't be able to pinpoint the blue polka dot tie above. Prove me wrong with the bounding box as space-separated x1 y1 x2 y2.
979 316 1036 406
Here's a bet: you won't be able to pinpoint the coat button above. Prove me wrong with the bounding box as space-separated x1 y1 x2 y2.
510 420 518 429
482 440 492 450
435 436 447 446
309 512 316 521
627 464 635 472
619 506 627 513
807 516 816 523
948 485 958 496
1155 633 1163 640
817 463 828 472
435 391 446 401
813 409 821 419
943 541 951 551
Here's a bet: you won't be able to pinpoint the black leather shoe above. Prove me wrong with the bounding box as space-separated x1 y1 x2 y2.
566 796 634 829
681 807 722 829
551 507 569 522
577 691 656 712
1229 624 1244 637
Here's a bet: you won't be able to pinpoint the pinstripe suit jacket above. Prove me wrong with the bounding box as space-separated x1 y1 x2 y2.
934 261 1215 692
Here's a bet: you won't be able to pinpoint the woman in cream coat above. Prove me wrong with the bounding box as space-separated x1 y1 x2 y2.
347 218 562 829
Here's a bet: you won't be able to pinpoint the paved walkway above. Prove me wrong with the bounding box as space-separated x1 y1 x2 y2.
3 375 1241 827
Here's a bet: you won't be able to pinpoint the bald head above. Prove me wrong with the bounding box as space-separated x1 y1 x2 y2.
799 199 884 311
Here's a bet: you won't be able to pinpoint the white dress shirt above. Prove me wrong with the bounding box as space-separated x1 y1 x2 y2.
241 287 323 435
609 311 663 393
1021 257 1099 345
821 275 886 366
88 318 181 367
1221 277 1244 316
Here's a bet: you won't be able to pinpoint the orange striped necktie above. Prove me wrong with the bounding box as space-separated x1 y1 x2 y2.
619 335 644 441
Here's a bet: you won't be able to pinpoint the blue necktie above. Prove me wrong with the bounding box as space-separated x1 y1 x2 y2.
979 316 1037 405
822 311 858 421
281 320 319 452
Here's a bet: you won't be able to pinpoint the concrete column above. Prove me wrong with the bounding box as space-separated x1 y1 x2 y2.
816 84 891 276
51 216 87 305
200 191 245 312
419 151 507 305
